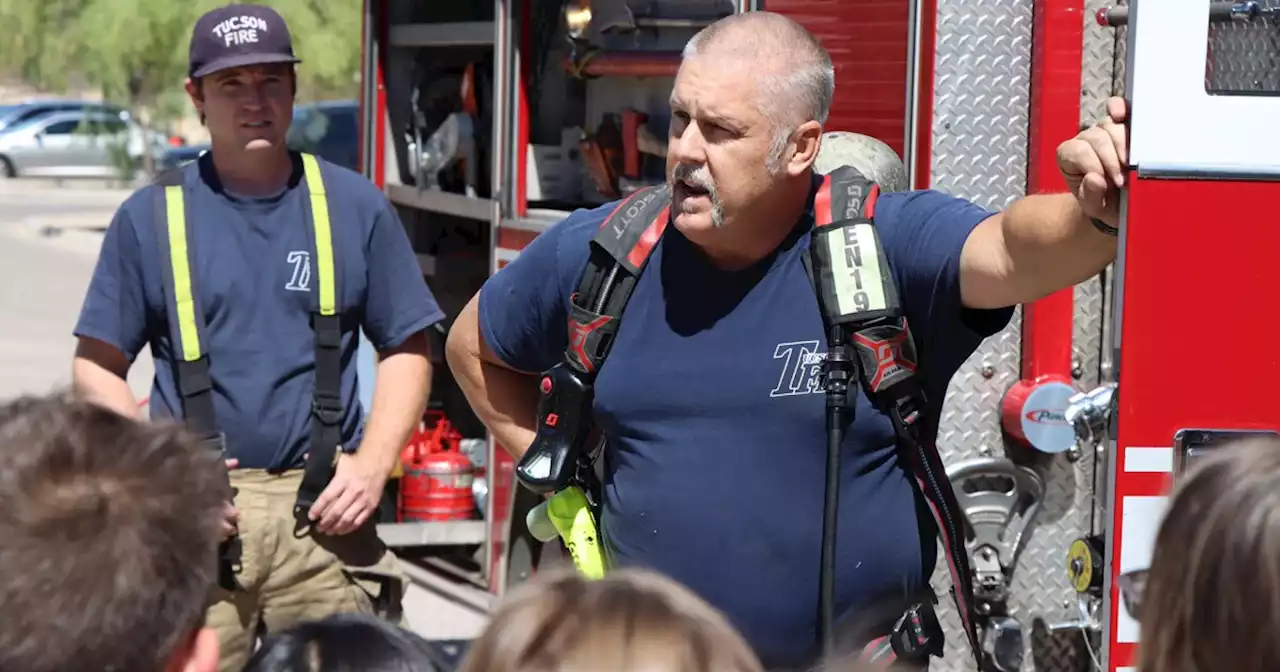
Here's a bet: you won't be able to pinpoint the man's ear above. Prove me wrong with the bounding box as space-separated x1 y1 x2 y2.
184 78 204 118
167 627 220 672
784 120 824 177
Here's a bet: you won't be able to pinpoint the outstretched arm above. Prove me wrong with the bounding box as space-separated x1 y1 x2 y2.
958 97 1128 310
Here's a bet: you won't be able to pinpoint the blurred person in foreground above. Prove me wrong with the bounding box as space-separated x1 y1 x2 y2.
244 612 444 672
0 394 226 672
458 568 763 672
1131 434 1280 672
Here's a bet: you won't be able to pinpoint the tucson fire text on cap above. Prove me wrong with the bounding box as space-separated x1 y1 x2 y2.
188 3 302 79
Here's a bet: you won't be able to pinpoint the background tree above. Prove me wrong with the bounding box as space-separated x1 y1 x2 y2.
0 0 362 172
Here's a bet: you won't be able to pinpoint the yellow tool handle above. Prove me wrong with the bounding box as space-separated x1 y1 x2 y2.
547 486 606 579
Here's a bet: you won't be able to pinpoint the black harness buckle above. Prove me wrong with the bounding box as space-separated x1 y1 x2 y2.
311 395 344 426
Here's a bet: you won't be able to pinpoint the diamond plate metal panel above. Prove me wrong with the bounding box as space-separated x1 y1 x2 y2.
929 2 1108 670
1073 0 1111 397
1080 0 1120 124
1205 0 1280 93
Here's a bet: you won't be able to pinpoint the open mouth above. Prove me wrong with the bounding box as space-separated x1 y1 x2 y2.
242 120 272 130
678 178 710 198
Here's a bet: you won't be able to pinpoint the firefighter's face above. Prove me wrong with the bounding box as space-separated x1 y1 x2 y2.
189 64 294 153
668 54 782 234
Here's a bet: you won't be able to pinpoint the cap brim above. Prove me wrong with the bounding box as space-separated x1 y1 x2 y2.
192 53 302 79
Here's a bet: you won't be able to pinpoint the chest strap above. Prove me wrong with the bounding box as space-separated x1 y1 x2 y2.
152 152 344 520
809 169 981 666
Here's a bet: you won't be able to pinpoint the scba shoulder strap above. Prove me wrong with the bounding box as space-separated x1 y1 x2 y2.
551 168 982 666
151 152 345 518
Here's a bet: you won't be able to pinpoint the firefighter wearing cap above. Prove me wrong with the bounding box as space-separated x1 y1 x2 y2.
71 4 443 670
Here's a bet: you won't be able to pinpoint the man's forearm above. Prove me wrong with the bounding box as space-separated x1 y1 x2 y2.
358 332 432 477
458 360 540 459
1001 193 1118 303
445 299 541 459
72 358 139 419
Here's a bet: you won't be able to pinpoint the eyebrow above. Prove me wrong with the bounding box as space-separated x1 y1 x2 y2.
669 98 746 132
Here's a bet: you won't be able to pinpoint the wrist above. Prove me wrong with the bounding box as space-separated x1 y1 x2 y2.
1088 216 1119 237
351 443 398 479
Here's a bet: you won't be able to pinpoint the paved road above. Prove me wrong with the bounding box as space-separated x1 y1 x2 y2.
0 184 150 401
0 180 489 646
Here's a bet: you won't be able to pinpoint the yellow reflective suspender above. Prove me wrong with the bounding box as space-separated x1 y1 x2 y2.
301 154 336 319
164 185 202 364
295 153 347 514
155 171 219 441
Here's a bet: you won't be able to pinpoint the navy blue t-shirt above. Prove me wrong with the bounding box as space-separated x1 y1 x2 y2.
74 153 444 470
479 180 1013 668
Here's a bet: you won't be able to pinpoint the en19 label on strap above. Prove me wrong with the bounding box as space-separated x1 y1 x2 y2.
825 222 888 318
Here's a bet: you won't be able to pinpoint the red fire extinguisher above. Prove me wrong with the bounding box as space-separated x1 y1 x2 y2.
399 412 477 522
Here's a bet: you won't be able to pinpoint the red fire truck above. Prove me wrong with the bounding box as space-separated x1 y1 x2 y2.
358 1 1280 670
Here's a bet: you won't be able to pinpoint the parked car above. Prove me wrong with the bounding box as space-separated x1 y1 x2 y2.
156 101 359 175
286 100 359 172
0 99 131 135
159 143 209 172
0 109 166 179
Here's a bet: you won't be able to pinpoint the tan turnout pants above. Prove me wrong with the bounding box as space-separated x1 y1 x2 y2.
204 469 408 672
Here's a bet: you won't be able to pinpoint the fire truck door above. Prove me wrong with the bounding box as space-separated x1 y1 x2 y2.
1081 1 1280 670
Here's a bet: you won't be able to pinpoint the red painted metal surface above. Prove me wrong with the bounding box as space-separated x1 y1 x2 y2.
765 0 912 157
563 52 682 78
912 0 936 189
357 0 388 188
1024 0 1082 379
1107 176 1280 670
1000 0 1082 447
515 0 533 218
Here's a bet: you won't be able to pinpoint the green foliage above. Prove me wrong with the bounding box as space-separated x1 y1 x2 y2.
0 0 94 92
0 0 362 122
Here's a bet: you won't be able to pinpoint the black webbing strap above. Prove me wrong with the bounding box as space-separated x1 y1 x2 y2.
152 165 239 593
563 185 671 378
806 166 982 665
295 153 344 516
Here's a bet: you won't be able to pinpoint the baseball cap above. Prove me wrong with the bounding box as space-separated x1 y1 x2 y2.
188 3 302 79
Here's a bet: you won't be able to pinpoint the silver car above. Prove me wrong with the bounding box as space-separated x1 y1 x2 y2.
0 109 162 179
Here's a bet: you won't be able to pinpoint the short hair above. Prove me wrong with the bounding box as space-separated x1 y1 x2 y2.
244 612 442 672
682 11 835 128
1138 434 1280 672
0 394 229 672
458 567 764 672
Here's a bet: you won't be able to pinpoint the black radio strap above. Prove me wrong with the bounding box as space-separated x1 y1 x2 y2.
807 166 981 666
563 185 671 378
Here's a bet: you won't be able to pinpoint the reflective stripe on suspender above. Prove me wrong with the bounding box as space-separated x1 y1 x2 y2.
302 154 337 317
164 185 201 363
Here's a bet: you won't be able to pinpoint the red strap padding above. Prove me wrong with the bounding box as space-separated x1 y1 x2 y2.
814 173 880 228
